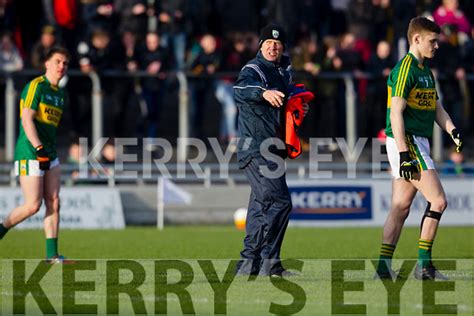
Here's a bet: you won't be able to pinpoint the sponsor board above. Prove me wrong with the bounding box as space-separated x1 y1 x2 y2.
290 186 372 220
288 179 474 226
0 188 125 229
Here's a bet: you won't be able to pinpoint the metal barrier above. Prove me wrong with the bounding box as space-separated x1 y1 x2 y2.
344 75 357 151
4 74 15 161
0 160 472 187
2 70 473 165
89 71 103 151
176 71 189 162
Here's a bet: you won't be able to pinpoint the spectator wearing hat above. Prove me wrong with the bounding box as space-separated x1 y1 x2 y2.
233 23 306 277
31 26 58 70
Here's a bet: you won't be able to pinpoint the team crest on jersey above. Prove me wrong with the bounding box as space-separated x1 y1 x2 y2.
418 76 432 88
272 29 279 39
44 94 63 107
53 96 61 106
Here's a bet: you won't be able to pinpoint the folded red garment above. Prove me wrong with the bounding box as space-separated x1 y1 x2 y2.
285 85 314 159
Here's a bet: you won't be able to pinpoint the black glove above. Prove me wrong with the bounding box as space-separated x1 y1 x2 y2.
399 151 419 180
450 129 463 153
35 145 50 171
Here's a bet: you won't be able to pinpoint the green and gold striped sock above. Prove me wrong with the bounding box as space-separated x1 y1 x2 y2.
418 239 433 269
377 243 396 273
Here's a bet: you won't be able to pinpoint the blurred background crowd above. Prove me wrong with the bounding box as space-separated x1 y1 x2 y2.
0 0 473 166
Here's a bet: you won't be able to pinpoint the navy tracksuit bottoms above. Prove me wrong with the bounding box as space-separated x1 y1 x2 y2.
237 157 293 274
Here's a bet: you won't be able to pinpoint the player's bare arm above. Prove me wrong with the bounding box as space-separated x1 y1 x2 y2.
389 96 408 152
435 100 463 152
21 108 42 148
435 100 456 133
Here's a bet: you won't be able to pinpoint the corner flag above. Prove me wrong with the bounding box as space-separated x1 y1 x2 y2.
157 177 192 230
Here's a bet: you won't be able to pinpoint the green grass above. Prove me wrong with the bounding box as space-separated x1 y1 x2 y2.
1 226 473 315
0 226 472 259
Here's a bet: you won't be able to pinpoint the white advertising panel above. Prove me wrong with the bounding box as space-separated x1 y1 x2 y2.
0 187 125 229
288 179 473 227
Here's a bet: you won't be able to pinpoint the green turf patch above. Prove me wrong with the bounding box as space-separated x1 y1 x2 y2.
0 226 472 259
0 259 472 315
0 227 472 314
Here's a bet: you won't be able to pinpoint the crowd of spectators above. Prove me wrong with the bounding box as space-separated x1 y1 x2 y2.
0 0 473 158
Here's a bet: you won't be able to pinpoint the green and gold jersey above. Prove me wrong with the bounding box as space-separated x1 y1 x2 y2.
385 52 438 138
14 75 65 161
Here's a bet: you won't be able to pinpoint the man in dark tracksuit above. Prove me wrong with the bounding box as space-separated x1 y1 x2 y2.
233 24 294 277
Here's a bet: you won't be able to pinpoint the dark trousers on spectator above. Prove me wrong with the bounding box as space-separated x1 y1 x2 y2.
142 87 165 138
236 157 292 275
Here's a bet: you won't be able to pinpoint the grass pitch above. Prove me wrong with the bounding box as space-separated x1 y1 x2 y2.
1 226 473 259
1 226 473 315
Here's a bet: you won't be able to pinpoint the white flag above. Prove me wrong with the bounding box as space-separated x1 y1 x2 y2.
159 177 192 205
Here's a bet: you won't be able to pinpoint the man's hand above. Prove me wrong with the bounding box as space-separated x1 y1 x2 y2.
399 151 419 180
35 145 50 171
450 128 463 153
263 90 285 108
